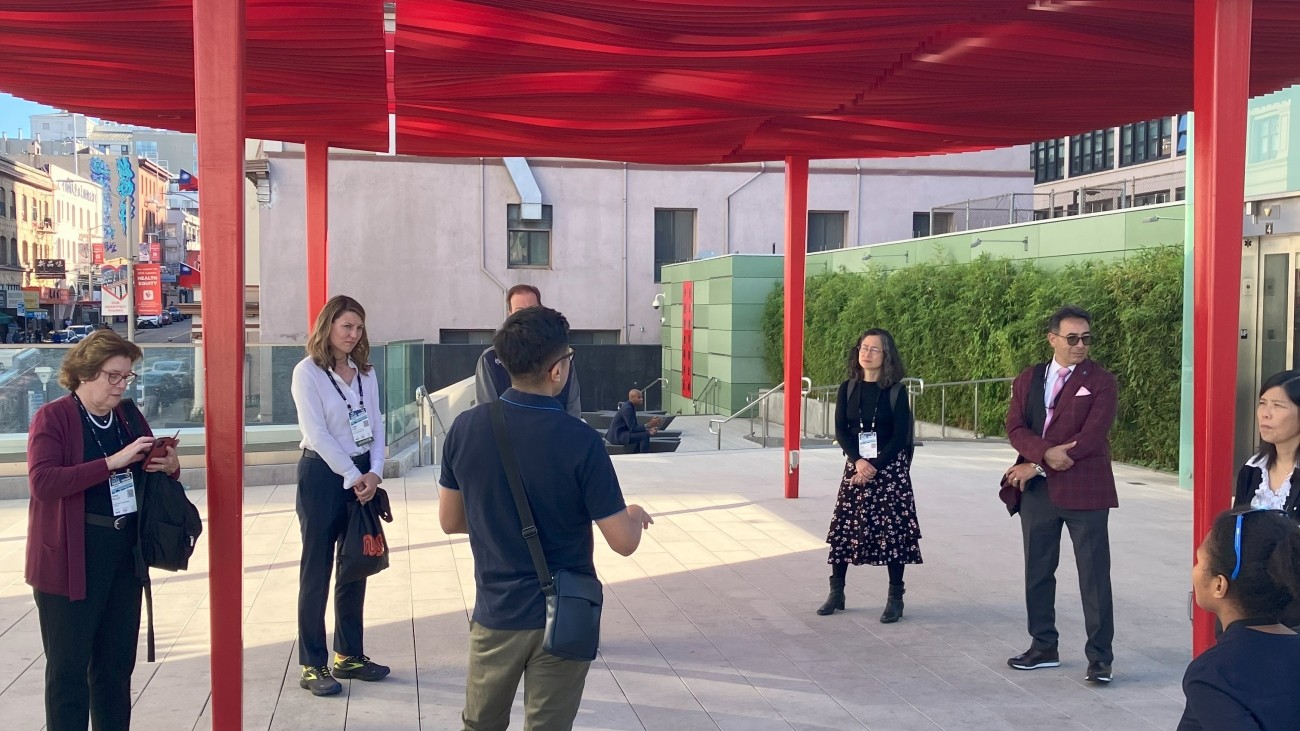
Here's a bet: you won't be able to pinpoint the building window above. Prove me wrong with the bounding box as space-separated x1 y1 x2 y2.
1177 114 1189 156
1132 191 1171 207
439 329 495 344
136 141 159 160
0 237 6 266
506 203 552 268
8 191 14 219
120 145 130 156
20 195 27 222
807 211 847 252
1120 117 1173 166
912 212 931 238
1251 114 1282 163
0 187 5 218
654 208 695 283
1030 139 1065 184
1069 129 1115 176
1175 186 1186 201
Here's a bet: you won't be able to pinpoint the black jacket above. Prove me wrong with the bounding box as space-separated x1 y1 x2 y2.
1234 461 1300 523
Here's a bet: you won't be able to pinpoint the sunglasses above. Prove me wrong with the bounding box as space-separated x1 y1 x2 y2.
1229 508 1290 580
1054 333 1093 347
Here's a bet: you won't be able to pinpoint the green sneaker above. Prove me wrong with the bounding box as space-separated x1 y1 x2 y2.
300 665 342 696
332 654 390 681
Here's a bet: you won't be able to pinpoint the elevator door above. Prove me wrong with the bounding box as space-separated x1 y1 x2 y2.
1239 236 1300 466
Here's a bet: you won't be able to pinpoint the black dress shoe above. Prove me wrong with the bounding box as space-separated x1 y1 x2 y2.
1007 648 1060 670
1085 661 1113 683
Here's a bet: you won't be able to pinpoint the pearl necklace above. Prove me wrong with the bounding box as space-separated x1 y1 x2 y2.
86 408 115 430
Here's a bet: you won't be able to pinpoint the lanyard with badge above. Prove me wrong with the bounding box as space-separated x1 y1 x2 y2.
857 387 881 460
325 364 374 448
74 394 138 517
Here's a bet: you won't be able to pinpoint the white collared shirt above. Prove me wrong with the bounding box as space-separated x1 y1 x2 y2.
1246 454 1293 511
291 356 386 489
1044 359 1077 407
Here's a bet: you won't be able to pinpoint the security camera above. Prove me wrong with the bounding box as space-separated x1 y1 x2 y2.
651 293 666 310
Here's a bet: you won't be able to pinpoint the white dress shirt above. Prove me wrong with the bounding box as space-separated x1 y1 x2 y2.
291 356 385 490
1246 455 1293 511
1044 359 1077 407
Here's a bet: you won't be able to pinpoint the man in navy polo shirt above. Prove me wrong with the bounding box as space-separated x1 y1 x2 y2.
474 284 583 417
440 306 652 731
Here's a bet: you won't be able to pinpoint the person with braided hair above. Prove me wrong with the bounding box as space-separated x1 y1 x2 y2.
1179 508 1300 730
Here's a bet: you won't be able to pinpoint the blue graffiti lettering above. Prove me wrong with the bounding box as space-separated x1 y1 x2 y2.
88 158 116 247
116 158 137 237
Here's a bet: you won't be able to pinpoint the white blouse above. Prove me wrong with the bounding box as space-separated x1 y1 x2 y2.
1247 455 1293 511
291 356 386 490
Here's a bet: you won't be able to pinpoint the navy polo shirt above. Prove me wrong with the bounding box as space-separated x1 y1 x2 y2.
439 388 627 630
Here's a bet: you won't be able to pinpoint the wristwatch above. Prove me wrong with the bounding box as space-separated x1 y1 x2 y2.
1032 463 1047 478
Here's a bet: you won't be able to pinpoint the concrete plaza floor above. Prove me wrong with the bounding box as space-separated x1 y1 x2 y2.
0 429 1193 730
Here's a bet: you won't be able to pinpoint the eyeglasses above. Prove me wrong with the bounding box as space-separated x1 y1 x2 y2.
1229 508 1289 580
101 370 138 386
548 349 575 371
856 346 884 356
1054 333 1093 347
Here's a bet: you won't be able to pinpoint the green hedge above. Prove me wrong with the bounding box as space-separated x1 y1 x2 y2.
762 248 1183 470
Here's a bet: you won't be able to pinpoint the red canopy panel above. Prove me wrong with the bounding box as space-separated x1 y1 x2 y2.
395 0 1300 163
0 0 389 152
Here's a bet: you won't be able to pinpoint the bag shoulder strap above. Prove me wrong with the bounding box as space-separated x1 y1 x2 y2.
488 402 554 595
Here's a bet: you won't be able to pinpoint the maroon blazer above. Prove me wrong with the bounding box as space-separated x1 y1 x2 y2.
26 395 165 601
1005 359 1119 512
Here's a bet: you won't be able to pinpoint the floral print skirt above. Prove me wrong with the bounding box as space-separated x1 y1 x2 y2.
826 453 923 566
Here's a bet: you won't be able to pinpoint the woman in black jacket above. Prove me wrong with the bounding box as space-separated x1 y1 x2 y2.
816 328 921 622
1235 370 1300 629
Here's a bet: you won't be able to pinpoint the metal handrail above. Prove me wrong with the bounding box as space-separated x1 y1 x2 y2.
709 376 813 450
641 377 667 400
804 377 925 439
921 377 1013 438
415 386 450 466
692 376 720 414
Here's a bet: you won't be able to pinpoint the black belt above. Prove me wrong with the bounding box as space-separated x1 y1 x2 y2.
302 449 368 466
86 513 135 531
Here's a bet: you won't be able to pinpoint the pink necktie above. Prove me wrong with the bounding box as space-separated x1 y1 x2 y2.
1043 366 1071 435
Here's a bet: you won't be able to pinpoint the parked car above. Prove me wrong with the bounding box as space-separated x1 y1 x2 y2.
137 314 163 329
139 360 193 417
168 306 187 321
65 325 94 343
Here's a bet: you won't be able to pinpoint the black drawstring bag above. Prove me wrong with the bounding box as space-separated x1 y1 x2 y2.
336 487 393 585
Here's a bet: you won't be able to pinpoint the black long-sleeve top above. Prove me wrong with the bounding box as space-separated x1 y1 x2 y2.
1177 622 1300 730
835 378 912 467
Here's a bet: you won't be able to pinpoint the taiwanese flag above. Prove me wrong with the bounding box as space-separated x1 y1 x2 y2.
177 169 199 192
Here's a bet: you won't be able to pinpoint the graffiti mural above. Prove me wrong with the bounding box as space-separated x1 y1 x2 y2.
116 158 136 243
88 158 116 256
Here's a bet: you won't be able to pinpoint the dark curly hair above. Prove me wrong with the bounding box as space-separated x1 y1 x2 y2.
847 328 905 389
1204 508 1300 618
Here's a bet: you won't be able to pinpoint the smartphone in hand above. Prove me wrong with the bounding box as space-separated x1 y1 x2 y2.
147 431 180 462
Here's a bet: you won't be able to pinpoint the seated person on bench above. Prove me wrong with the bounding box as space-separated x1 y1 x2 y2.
605 389 661 453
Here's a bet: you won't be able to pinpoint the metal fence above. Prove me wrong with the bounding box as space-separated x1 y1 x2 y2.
931 169 1186 235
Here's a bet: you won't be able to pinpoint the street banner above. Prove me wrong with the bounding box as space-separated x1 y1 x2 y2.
92 243 104 265
135 264 162 316
22 288 39 310
150 241 162 263
101 264 130 316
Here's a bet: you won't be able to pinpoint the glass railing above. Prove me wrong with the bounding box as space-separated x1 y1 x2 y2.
0 340 424 460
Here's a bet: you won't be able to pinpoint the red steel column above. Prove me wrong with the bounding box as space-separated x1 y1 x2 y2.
783 157 809 499
1192 0 1251 656
306 140 329 325
194 0 246 724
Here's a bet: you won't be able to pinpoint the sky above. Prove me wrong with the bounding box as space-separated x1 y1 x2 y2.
0 93 58 138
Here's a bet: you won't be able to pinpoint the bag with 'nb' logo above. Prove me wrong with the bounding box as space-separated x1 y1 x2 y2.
337 487 393 584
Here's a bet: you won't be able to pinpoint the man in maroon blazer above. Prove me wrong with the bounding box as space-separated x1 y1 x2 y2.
1002 306 1118 684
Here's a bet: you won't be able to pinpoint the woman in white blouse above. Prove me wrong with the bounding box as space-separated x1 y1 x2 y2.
1236 369 1300 628
290 295 390 696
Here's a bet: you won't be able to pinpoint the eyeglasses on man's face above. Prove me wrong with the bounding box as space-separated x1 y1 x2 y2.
101 370 138 386
1053 333 1093 347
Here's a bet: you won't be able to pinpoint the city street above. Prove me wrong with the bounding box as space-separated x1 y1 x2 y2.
109 318 192 343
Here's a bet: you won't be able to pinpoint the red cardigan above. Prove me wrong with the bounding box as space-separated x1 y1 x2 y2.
25 395 165 600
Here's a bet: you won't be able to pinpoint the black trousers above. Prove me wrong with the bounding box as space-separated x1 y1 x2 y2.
627 431 651 454
297 454 369 667
34 522 141 731
1019 481 1114 664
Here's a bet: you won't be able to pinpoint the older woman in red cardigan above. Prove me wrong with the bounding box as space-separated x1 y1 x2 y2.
26 330 180 731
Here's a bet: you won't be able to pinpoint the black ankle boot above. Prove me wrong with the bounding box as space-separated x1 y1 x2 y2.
879 582 905 624
816 576 846 615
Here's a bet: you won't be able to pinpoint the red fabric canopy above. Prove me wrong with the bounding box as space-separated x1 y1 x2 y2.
0 0 389 152
4 1 1300 163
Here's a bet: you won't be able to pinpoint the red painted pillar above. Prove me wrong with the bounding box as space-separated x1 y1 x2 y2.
306 140 329 325
1192 0 1251 656
193 0 245 724
783 157 809 499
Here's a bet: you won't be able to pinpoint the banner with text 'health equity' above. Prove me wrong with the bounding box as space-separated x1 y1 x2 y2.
100 264 130 317
134 264 162 316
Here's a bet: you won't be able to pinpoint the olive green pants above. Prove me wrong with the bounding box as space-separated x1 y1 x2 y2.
462 622 591 731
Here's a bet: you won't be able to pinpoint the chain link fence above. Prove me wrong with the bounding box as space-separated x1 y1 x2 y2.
930 170 1186 234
